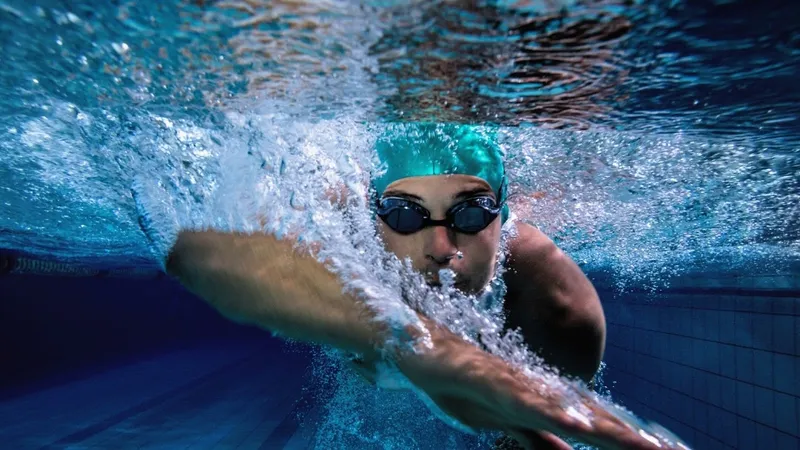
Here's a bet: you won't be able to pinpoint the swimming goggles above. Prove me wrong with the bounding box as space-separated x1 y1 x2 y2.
376 196 504 235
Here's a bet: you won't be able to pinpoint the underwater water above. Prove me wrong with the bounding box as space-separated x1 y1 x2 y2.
0 0 798 449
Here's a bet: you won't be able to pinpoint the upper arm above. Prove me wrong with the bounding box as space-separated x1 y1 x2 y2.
503 223 606 382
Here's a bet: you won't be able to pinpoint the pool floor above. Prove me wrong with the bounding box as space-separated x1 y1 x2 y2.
0 340 320 449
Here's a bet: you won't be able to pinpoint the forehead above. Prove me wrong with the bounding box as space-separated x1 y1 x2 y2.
382 174 493 198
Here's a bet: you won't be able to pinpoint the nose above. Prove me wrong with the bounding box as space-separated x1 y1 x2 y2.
424 225 458 265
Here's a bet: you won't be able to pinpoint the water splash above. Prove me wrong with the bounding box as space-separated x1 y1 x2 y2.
501 128 800 289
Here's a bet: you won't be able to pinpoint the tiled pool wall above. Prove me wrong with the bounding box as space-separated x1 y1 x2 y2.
596 272 800 450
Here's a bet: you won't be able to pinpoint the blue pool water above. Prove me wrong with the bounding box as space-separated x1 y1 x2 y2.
0 1 798 449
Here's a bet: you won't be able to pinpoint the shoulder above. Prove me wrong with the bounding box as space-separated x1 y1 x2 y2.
505 222 563 280
502 222 607 381
503 222 602 325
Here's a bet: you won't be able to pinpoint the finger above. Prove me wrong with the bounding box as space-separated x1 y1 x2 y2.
525 430 574 450
498 379 680 450
504 428 573 450
536 400 680 450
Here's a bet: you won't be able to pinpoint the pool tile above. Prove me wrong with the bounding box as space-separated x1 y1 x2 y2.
751 313 773 350
680 336 694 365
773 315 795 355
692 340 707 370
704 436 727 450
731 417 759 450
674 335 687 364
654 332 668 360
676 308 692 336
707 405 724 438
736 416 757 450
735 296 754 312
776 432 800 450
718 409 738 448
702 341 720 374
795 315 800 357
678 368 693 396
756 423 777 449
718 344 736 377
640 330 654 356
693 401 708 433
668 389 684 419
653 358 667 387
692 371 708 402
752 296 774 314
736 382 755 420
704 294 721 310
659 309 672 334
797 357 800 397
772 297 794 314
774 391 798 436
705 309 721 341
706 373 722 408
718 295 735 311
734 312 753 347
752 350 774 388
773 354 796 395
719 377 737 413
692 432 712 450
753 385 775 426
717 311 736 344
691 309 705 339
735 347 754 383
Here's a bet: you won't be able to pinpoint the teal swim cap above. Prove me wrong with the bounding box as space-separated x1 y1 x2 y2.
372 123 509 223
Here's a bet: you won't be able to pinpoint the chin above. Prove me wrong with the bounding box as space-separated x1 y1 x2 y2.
457 284 480 295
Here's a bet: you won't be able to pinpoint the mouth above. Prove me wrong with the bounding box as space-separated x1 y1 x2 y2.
423 272 471 291
423 273 441 286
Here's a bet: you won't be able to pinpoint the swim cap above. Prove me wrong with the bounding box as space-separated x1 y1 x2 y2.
372 123 509 223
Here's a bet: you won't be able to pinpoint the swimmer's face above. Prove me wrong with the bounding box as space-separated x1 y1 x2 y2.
377 175 502 294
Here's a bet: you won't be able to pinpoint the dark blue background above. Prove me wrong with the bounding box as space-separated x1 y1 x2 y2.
0 274 282 399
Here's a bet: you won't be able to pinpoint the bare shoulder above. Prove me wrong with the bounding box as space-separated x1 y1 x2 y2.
506 222 564 278
504 221 603 325
508 222 558 258
502 221 606 381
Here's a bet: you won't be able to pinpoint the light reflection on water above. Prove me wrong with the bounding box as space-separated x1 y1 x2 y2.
1 0 796 270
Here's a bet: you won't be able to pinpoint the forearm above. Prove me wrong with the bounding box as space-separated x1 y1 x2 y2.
166 230 385 358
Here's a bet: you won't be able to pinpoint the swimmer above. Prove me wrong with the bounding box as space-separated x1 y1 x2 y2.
162 124 680 450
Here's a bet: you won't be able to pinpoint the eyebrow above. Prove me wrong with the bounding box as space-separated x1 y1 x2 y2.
381 186 495 202
381 190 424 201
453 186 495 200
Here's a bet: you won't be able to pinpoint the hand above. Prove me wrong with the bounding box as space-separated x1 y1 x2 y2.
388 317 686 450
348 349 572 450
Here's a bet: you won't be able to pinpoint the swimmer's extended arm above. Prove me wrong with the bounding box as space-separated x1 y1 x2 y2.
503 223 607 382
166 230 383 357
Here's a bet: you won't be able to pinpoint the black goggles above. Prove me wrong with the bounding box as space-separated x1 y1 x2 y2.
376 196 504 235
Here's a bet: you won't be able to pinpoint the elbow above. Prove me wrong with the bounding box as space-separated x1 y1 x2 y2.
164 244 185 279
164 233 196 281
164 231 224 287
